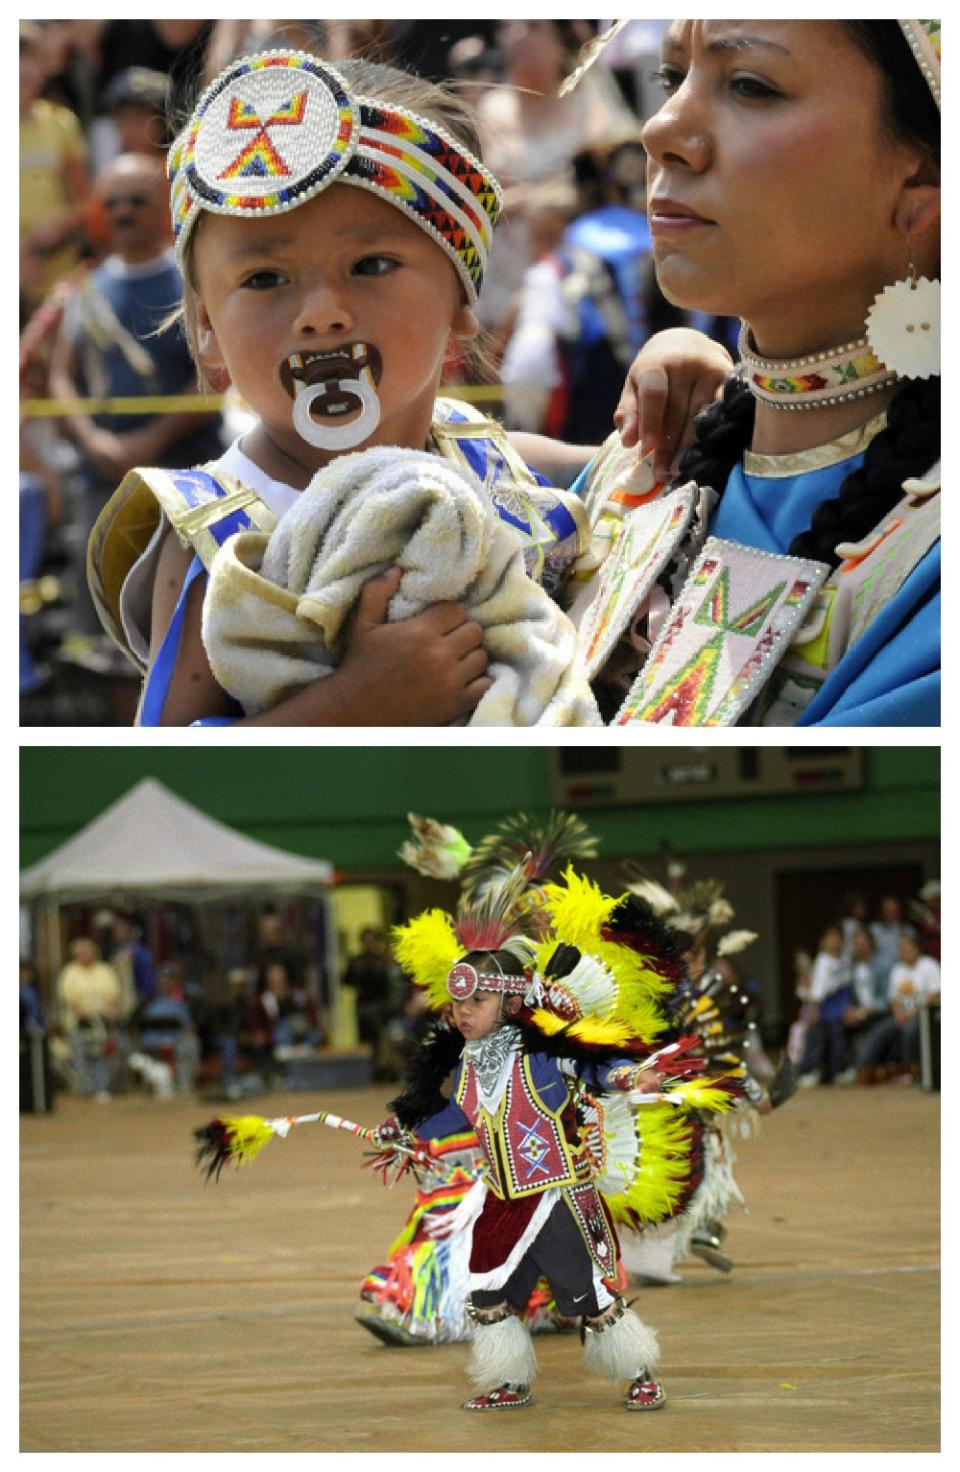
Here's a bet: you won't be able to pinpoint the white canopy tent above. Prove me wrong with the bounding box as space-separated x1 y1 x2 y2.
20 777 333 902
21 777 337 1016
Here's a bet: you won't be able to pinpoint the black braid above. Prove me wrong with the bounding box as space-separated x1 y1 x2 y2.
670 374 939 571
789 378 939 567
669 372 756 498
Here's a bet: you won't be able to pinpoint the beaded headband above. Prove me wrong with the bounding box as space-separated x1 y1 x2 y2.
168 51 503 303
898 20 941 107
447 960 528 1002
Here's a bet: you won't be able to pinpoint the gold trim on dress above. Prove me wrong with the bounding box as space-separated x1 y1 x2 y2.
743 412 887 479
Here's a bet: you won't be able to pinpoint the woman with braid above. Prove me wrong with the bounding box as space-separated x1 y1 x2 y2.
571 21 939 726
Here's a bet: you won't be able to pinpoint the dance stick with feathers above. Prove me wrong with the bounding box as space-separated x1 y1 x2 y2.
193 1109 432 1187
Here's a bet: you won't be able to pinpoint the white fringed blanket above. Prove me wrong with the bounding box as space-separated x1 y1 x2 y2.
201 446 600 725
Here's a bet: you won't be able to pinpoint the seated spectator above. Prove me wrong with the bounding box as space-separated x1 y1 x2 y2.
47 150 223 664
132 961 201 1095
911 881 941 962
840 893 870 961
20 959 53 1114
55 936 127 1100
855 935 941 1084
798 926 853 1088
247 962 323 1086
839 928 888 1081
20 959 45 1032
342 929 404 1080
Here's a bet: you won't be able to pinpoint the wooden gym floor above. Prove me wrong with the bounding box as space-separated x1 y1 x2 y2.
20 1080 939 1454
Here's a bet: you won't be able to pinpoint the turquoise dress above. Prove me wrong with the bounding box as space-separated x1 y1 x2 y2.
709 434 939 727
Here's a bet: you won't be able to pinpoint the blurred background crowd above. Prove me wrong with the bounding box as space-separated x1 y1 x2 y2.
20 877 940 1112
20 904 423 1108
19 17 736 725
790 883 940 1091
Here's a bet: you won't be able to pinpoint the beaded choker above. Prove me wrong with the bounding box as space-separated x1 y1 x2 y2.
737 325 899 413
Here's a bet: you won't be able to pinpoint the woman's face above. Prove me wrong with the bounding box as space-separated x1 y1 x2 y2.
641 21 929 355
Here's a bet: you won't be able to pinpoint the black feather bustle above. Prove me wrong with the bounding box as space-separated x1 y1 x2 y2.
513 1011 652 1068
602 895 688 983
543 943 582 980
389 1021 465 1127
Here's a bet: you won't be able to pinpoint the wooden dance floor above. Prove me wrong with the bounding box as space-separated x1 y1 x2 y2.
21 1081 939 1454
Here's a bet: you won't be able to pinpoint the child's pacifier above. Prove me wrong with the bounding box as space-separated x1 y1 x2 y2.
283 342 382 451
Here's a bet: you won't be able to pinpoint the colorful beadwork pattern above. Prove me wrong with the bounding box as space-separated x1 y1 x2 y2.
169 50 503 302
614 539 828 727
577 486 698 680
737 326 898 412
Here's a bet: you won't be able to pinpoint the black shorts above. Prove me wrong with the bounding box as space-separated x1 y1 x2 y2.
470 1196 614 1318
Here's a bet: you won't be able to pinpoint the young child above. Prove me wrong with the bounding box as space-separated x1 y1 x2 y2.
382 864 741 1411
87 48 732 726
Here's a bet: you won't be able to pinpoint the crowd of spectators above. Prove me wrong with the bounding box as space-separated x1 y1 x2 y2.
19 17 731 723
19 907 423 1109
791 884 941 1089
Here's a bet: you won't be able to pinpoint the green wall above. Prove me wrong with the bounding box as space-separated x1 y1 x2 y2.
20 745 939 871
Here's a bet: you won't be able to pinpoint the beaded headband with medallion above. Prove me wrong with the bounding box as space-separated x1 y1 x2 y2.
168 50 503 304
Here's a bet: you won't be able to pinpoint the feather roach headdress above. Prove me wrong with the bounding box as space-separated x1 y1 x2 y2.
393 858 535 1008
397 808 598 917
459 810 599 908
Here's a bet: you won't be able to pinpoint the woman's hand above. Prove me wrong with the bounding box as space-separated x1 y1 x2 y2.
614 327 734 480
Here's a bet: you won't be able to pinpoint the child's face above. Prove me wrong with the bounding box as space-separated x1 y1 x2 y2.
451 989 504 1040
191 184 478 482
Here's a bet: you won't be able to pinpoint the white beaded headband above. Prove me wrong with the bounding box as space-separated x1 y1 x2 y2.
898 20 941 107
447 960 527 1002
168 50 503 303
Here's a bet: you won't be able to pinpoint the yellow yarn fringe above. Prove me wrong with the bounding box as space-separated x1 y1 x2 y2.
535 868 673 1042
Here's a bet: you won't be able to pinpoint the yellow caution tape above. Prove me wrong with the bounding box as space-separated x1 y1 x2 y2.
19 384 505 418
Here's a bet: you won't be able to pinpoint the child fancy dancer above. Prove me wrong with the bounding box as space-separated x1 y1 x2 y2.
87 49 729 727
381 865 741 1411
358 809 602 1347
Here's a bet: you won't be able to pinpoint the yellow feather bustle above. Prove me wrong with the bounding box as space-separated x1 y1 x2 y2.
604 1101 699 1227
392 909 460 1011
663 1078 737 1114
535 867 673 1043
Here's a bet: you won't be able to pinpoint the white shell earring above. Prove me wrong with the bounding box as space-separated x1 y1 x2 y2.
865 254 940 380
